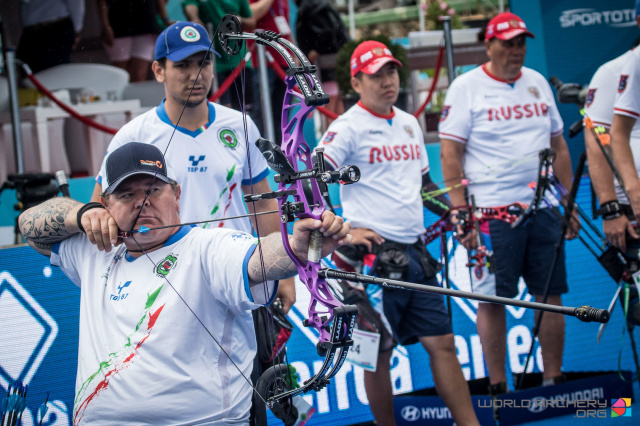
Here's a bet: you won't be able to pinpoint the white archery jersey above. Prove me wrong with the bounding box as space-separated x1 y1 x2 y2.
321 102 429 244
97 101 270 234
587 49 640 204
50 226 276 425
439 65 564 206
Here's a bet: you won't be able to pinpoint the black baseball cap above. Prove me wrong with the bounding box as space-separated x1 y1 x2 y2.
105 143 173 194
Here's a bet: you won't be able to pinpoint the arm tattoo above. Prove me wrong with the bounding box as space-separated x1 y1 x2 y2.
19 197 82 244
249 233 297 284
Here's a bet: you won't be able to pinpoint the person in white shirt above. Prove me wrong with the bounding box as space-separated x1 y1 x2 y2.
440 12 577 394
322 40 479 426
18 142 351 425
584 22 640 251
610 1 640 239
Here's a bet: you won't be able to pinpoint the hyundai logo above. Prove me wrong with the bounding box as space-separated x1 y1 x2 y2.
401 405 421 421
527 396 548 413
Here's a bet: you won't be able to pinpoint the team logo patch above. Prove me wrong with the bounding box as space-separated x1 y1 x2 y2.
372 47 384 56
440 105 451 122
585 88 596 107
323 131 337 144
180 26 201 42
619 75 629 93
528 87 540 99
218 128 238 148
404 125 414 138
156 254 178 277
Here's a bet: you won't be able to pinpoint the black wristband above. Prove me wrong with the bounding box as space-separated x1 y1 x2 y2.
598 200 622 221
77 202 105 233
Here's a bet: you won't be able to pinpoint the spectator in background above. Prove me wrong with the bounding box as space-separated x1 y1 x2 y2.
16 0 84 74
250 0 292 143
182 0 258 115
97 0 170 82
440 12 576 395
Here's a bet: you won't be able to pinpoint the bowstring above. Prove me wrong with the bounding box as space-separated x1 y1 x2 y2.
226 31 282 389
121 26 269 402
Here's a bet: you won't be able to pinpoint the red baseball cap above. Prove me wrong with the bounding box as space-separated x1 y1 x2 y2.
350 40 403 77
485 12 535 41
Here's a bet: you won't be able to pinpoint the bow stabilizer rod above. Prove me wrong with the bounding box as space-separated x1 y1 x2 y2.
320 269 610 324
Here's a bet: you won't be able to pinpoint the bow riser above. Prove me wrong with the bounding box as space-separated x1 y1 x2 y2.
278 75 344 343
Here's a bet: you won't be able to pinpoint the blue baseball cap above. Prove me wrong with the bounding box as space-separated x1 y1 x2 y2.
155 22 213 62
636 0 640 19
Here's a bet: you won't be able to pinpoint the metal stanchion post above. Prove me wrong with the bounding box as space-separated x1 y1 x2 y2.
6 48 24 173
257 43 275 142
440 16 456 85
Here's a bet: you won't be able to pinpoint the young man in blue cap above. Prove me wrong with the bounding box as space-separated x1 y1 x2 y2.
90 22 296 310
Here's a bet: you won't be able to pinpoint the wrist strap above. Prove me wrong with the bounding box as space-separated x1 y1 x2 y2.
597 200 622 221
77 202 105 233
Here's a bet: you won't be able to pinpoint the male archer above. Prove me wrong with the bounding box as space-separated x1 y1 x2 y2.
440 12 577 395
19 142 352 424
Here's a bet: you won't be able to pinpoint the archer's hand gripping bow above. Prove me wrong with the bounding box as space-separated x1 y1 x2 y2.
218 15 362 415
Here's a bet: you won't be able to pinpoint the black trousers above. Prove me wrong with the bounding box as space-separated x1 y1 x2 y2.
17 17 75 74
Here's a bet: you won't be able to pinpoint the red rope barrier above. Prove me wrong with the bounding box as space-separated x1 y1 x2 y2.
413 44 445 118
24 73 119 135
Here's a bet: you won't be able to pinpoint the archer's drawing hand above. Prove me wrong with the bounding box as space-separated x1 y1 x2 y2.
81 207 122 252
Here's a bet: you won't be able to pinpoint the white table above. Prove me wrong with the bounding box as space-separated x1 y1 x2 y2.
0 99 141 174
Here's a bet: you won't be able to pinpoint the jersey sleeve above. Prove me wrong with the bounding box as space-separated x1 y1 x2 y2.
416 123 430 174
615 52 640 120
49 234 92 288
320 119 357 170
541 82 564 137
242 118 271 185
199 229 277 310
586 64 618 128
438 78 471 144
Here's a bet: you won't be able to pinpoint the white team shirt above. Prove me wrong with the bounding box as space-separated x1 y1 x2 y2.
587 49 640 204
97 101 270 234
321 102 429 244
51 226 276 425
439 64 564 206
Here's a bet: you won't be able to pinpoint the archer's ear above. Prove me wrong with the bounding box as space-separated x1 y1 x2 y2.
351 76 361 95
152 61 165 83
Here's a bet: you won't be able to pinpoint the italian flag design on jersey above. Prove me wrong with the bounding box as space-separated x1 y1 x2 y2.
204 165 238 229
73 284 167 424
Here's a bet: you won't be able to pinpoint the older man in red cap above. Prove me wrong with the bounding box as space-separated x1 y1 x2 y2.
320 40 480 425
440 12 576 397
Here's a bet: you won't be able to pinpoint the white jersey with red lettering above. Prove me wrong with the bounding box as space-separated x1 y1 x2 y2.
587 49 640 204
438 64 564 207
97 101 270 234
321 101 429 244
